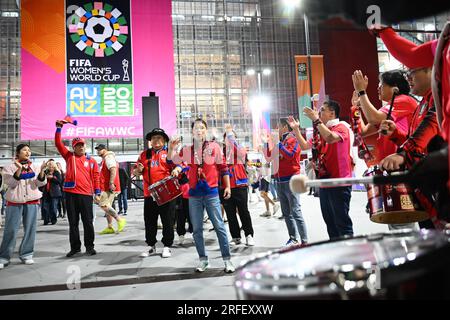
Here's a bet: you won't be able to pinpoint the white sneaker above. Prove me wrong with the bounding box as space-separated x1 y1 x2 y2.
162 247 171 258
246 235 255 246
260 211 271 217
273 204 280 215
196 260 209 272
140 246 156 257
23 259 34 265
229 238 242 246
224 260 235 273
178 235 185 245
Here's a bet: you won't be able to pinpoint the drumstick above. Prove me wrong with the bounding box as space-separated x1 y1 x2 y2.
289 172 409 194
380 87 399 135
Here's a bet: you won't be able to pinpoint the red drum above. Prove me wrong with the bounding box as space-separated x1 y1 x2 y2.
148 176 182 206
235 229 450 300
363 166 428 224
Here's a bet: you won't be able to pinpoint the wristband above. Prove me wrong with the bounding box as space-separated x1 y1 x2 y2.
313 119 322 126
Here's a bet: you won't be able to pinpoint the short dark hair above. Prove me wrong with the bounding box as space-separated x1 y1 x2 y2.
15 143 30 155
279 118 292 131
191 118 208 129
323 100 341 118
380 70 410 95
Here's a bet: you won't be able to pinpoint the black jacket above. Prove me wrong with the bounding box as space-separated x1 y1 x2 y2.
119 168 129 190
42 170 63 198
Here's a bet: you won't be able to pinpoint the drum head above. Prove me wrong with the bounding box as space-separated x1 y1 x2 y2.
370 210 429 224
235 230 450 300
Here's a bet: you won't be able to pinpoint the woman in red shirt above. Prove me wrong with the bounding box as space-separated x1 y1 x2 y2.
168 119 235 273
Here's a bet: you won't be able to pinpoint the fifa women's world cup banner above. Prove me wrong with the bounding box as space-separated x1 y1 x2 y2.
295 55 326 128
21 0 176 140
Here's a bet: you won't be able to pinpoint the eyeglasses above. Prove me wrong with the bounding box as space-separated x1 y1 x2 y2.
407 68 427 78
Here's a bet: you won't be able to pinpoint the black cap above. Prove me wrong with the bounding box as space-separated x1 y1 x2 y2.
145 128 169 142
95 143 107 151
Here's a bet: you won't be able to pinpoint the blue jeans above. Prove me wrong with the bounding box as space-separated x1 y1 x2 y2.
189 196 231 261
276 181 308 243
269 179 278 199
0 190 6 215
319 186 353 239
118 189 128 213
43 197 59 224
0 204 39 264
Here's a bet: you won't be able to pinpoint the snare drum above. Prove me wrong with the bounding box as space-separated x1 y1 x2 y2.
235 229 450 299
148 175 182 206
363 166 428 224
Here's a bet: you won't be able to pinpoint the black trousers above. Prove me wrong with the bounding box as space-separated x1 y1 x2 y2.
66 193 95 251
176 197 193 236
144 196 176 247
220 187 254 239
319 186 353 240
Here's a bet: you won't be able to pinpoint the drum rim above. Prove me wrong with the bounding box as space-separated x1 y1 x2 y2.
148 175 176 189
234 229 450 298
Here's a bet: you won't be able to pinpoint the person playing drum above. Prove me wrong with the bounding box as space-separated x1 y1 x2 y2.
373 26 447 228
134 128 181 259
167 118 235 273
352 69 418 230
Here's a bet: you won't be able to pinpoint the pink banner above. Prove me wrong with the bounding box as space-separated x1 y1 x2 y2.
20 0 176 140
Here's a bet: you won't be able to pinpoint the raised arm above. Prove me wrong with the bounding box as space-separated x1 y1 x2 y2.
303 108 342 144
352 70 387 125
55 121 71 160
287 116 311 150
378 27 435 69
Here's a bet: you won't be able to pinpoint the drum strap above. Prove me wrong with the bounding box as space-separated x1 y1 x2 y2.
146 149 153 185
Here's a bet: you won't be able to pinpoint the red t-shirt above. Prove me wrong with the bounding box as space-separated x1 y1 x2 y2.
99 155 121 193
374 94 417 163
321 123 353 179
135 147 175 198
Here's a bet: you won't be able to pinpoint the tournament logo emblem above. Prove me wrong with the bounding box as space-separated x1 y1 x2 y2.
69 2 128 57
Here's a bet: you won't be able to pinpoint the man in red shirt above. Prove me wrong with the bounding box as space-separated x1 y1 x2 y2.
262 118 308 246
134 128 180 259
289 100 354 239
95 144 126 235
55 121 100 257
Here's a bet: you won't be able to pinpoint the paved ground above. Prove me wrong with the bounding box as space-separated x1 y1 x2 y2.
0 191 388 300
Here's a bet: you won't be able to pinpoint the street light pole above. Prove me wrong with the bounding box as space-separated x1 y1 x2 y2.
303 12 314 109
257 71 262 94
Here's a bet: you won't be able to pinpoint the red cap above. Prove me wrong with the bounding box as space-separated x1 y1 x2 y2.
72 137 85 148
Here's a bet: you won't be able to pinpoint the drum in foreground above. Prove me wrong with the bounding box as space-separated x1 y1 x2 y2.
235 229 450 299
